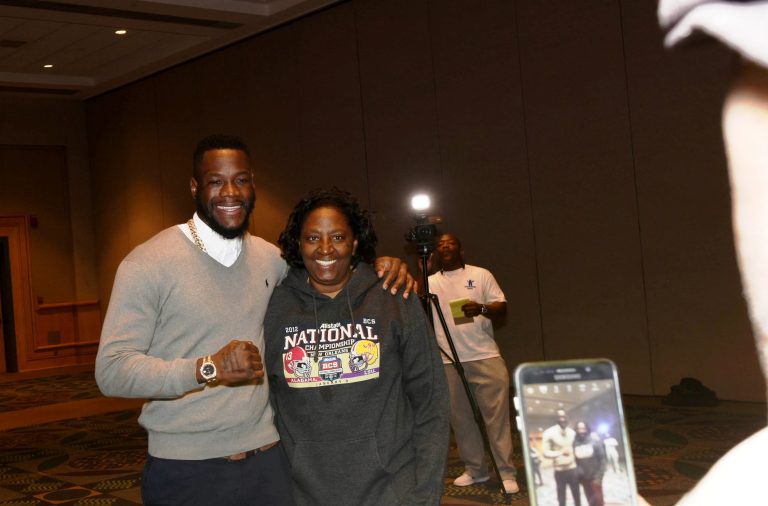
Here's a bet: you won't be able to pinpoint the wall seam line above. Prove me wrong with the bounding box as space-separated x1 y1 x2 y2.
618 0 656 395
513 0 546 361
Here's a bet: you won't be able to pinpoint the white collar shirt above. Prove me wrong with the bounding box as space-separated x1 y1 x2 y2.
178 213 242 267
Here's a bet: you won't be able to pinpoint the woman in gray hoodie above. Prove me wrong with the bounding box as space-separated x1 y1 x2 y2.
264 187 449 506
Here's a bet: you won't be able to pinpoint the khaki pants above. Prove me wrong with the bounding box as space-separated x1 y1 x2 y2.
444 356 517 480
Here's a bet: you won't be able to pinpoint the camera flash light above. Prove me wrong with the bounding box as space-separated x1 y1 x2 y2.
411 194 431 211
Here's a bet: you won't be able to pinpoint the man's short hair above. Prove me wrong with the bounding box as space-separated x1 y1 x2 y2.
192 134 251 179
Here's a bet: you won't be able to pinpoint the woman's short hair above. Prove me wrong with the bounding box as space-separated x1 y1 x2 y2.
279 187 378 268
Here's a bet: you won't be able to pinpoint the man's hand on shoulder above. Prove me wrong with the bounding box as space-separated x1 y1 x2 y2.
374 256 416 298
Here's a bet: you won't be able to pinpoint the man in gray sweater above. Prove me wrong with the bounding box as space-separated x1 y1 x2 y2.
95 134 412 505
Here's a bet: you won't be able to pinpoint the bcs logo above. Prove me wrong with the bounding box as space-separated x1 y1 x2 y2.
318 356 343 382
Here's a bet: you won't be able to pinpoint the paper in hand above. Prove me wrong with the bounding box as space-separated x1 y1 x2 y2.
449 298 470 318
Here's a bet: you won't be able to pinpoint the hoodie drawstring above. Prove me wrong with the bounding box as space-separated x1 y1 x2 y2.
308 279 360 363
346 289 359 339
311 291 320 362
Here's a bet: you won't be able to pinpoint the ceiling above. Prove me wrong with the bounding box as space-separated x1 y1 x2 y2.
0 0 341 100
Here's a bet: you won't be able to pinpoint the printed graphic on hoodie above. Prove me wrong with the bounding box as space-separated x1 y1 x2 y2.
282 321 380 388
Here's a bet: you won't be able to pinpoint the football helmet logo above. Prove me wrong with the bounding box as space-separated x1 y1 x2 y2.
284 346 312 378
348 339 379 372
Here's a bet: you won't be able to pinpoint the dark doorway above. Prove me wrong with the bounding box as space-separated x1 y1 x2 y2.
0 237 18 372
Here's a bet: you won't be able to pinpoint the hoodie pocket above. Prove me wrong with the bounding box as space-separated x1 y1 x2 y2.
290 436 401 506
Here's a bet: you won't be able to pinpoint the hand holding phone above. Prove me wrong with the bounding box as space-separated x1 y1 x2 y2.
513 358 639 506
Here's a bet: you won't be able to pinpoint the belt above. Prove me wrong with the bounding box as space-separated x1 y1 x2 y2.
225 441 279 461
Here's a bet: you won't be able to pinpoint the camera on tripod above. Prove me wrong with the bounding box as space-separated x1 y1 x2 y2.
404 194 442 254
405 214 442 249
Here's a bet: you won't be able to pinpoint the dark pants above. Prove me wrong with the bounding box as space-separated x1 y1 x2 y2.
532 461 543 485
580 477 604 506
141 443 294 506
554 468 581 506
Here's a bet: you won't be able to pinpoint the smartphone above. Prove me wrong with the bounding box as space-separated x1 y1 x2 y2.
513 358 638 506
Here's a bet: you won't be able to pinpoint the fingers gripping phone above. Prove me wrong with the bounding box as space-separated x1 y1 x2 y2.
513 359 639 506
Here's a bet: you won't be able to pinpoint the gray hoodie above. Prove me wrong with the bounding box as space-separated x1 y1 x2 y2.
264 263 449 506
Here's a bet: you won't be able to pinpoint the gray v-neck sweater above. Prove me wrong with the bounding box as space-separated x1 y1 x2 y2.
96 226 288 459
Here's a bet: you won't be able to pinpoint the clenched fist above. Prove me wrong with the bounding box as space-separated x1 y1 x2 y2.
197 340 264 385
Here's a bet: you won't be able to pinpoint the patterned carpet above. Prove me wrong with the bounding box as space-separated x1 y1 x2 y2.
0 410 145 505
0 372 101 413
0 372 764 505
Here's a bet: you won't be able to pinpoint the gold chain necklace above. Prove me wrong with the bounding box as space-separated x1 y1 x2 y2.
187 219 208 253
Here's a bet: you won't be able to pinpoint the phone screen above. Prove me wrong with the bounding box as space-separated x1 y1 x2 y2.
514 359 637 506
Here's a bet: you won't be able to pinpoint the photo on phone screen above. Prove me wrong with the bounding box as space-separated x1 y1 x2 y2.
514 359 638 506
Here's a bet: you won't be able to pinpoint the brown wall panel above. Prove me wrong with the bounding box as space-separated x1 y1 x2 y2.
242 29 303 243
155 65 200 229
87 87 150 311
354 0 442 258
620 1 761 400
194 45 252 138
429 0 543 365
516 0 651 393
293 5 368 200
120 81 163 248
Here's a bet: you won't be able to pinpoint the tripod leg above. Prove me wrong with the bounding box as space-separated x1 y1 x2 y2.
426 293 513 502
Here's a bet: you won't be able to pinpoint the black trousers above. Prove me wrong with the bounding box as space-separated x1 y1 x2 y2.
554 467 581 506
141 443 295 506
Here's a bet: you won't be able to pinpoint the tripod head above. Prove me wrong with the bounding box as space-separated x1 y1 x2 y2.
405 213 442 293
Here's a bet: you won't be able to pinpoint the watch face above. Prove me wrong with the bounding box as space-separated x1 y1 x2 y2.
202 364 215 377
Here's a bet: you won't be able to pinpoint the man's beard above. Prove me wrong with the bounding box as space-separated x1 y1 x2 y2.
195 193 255 239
